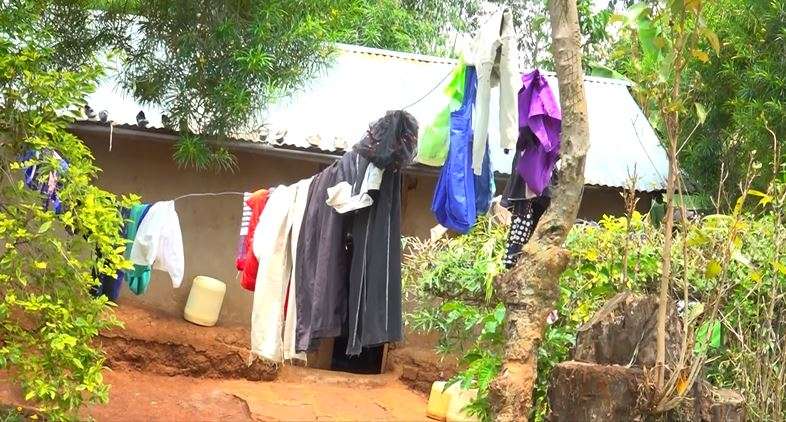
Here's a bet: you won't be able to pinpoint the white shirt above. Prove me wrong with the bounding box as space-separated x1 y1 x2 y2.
130 200 184 288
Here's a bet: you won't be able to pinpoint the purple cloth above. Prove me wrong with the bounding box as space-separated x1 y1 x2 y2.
516 70 562 196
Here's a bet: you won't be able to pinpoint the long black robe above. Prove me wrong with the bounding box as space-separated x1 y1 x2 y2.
345 162 403 355
345 110 416 355
295 161 350 352
295 110 418 355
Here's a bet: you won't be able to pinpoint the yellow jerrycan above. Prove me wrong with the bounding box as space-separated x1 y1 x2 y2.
183 276 226 326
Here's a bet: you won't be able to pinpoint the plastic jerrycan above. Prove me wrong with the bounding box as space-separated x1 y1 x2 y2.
183 276 226 326
427 381 480 422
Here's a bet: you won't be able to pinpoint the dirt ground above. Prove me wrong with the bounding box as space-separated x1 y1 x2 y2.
1 367 428 421
0 304 429 421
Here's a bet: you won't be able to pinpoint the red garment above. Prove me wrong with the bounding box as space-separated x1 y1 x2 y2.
240 189 270 291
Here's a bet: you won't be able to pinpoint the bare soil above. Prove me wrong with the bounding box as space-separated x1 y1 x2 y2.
0 304 428 421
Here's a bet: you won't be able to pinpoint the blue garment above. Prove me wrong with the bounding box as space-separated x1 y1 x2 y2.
432 66 480 233
21 149 69 214
92 268 125 301
474 140 494 215
124 203 153 295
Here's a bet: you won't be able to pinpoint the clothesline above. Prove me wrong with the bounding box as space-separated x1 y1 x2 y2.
172 191 245 201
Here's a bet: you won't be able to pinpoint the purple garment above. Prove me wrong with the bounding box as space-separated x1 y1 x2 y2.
516 70 562 196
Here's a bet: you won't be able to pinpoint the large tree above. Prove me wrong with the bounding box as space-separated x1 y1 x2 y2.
488 0 590 419
679 0 786 206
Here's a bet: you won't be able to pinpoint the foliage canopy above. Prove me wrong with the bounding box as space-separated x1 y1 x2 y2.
0 2 132 419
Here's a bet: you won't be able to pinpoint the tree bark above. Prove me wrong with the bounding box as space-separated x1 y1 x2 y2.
488 1 589 420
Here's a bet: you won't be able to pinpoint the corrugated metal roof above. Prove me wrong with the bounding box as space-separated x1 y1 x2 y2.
83 43 668 191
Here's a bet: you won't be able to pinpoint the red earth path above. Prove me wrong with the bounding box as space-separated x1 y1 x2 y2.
0 304 429 421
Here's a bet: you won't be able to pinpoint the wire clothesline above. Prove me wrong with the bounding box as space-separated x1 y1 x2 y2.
172 191 246 201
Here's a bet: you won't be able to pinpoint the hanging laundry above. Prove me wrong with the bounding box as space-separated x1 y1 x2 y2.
470 7 520 176
295 162 351 352
517 69 562 196
474 141 495 215
416 62 468 167
282 178 312 362
235 192 253 271
92 267 124 301
240 189 271 291
250 185 294 362
326 162 383 214
250 178 312 363
295 110 417 356
432 66 481 233
20 149 69 214
501 196 550 269
124 203 152 295
500 135 553 268
344 164 404 354
130 200 184 290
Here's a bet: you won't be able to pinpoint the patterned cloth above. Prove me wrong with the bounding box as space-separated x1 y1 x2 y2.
502 200 535 269
502 196 551 269
235 192 253 270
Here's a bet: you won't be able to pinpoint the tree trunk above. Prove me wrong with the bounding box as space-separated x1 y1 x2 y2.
488 1 589 420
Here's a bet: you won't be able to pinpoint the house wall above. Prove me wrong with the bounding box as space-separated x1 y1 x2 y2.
80 131 655 328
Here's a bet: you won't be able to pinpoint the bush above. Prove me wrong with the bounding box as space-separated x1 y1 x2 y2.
0 3 132 419
405 186 786 420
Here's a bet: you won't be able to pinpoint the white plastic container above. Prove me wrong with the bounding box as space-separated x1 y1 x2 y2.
427 381 480 422
183 276 226 326
427 381 451 421
445 385 479 422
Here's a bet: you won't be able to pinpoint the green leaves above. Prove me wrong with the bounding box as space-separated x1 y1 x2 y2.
695 320 722 354
37 220 51 234
0 2 126 418
702 28 721 55
705 260 722 278
693 103 707 125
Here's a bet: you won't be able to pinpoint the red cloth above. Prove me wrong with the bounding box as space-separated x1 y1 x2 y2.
240 189 270 291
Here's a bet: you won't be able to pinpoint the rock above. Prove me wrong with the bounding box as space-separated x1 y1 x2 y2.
702 387 746 422
389 346 458 394
670 381 747 422
573 292 683 369
548 361 646 422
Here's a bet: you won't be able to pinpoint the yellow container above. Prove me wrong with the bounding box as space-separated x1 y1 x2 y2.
427 381 450 421
445 386 479 422
183 276 226 327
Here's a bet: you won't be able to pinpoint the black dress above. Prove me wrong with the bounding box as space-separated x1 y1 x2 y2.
295 161 350 352
295 110 418 355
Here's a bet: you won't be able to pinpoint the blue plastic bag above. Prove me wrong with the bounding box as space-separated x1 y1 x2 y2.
432 66 485 233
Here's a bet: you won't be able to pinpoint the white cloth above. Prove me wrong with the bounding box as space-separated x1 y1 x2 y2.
250 178 312 363
470 8 520 175
326 162 383 214
130 200 184 287
282 178 312 362
251 185 293 362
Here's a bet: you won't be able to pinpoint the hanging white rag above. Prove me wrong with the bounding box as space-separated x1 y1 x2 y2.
130 200 185 288
470 8 521 176
326 162 383 214
250 185 295 362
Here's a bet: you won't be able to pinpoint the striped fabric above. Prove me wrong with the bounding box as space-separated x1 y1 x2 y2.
239 192 252 235
235 192 252 270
